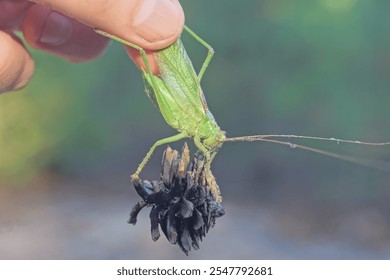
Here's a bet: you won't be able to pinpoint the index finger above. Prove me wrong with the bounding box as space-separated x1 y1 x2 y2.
30 0 184 50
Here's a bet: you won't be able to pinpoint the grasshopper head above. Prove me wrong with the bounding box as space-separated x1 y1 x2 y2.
204 129 226 152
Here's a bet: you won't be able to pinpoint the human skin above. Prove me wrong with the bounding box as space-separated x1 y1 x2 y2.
0 0 185 93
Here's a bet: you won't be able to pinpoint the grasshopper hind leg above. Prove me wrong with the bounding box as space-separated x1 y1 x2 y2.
94 29 159 90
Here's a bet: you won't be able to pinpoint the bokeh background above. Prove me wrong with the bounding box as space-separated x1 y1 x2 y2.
1 0 390 259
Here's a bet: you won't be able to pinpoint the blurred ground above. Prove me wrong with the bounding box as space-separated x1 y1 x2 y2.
1 0 390 259
1 158 390 259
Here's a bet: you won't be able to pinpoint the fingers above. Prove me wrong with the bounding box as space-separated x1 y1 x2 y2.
22 4 109 63
0 0 31 30
0 0 184 94
31 0 185 50
0 31 34 93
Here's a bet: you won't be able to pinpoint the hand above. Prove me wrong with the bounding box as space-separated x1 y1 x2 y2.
0 0 184 94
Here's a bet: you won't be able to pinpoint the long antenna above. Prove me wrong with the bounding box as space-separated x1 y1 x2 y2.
225 135 390 171
226 134 390 146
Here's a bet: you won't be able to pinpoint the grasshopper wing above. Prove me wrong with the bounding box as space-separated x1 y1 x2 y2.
156 40 207 118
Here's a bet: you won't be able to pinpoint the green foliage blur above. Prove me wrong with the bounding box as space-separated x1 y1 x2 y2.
1 0 389 186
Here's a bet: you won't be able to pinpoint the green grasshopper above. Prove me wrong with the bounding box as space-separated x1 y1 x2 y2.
96 26 225 200
95 27 390 203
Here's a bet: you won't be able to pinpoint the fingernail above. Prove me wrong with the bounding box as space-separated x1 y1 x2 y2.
39 12 72 46
134 0 183 43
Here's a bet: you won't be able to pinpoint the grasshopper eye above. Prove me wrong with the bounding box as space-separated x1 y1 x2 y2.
216 131 226 142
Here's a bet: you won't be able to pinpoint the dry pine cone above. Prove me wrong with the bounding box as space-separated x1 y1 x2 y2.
129 143 225 255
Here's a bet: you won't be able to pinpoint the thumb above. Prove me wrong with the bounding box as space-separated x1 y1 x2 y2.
30 0 185 50
0 31 34 93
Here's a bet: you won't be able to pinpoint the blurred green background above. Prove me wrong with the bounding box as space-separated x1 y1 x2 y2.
1 0 390 259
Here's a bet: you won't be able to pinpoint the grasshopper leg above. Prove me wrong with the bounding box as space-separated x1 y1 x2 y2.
183 25 214 83
194 135 222 202
194 135 211 163
132 132 188 181
94 29 159 91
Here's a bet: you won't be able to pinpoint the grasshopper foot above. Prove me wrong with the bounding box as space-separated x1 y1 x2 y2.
131 173 140 182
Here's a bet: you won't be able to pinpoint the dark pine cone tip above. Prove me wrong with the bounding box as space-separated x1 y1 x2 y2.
129 143 225 255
